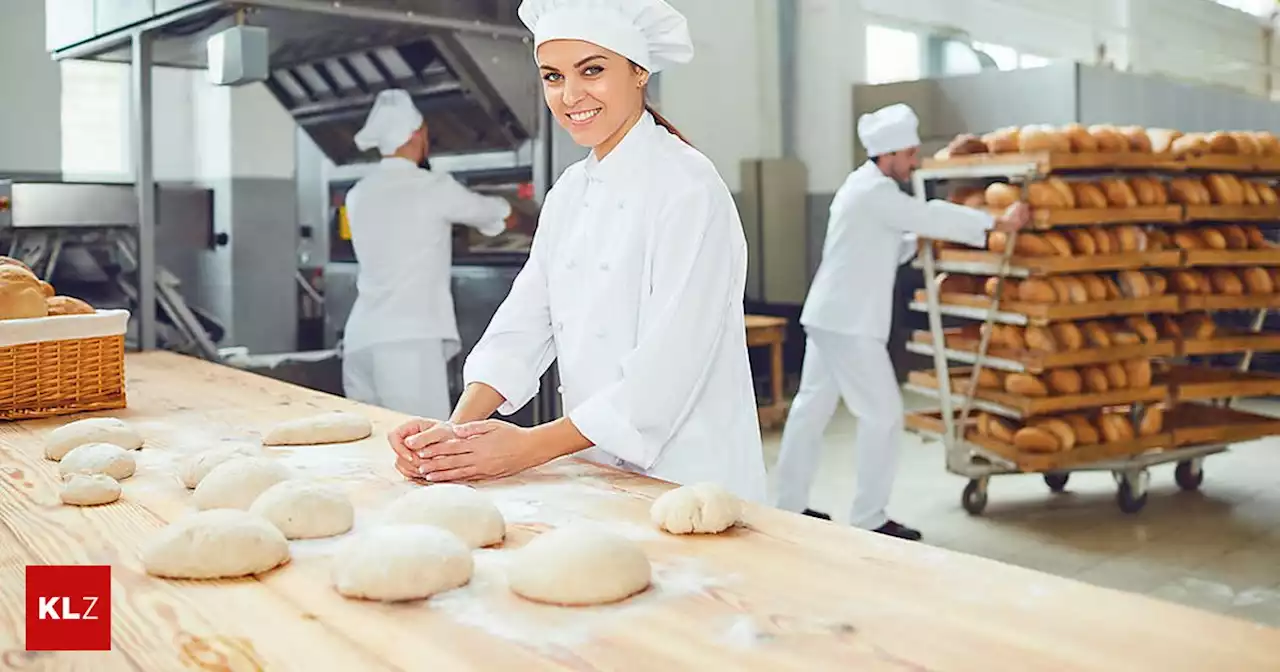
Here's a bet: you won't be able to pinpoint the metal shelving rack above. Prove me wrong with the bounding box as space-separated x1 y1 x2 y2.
904 158 1244 516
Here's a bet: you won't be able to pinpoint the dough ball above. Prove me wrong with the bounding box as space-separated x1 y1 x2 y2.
382 484 505 548
506 526 651 606
249 479 354 539
141 509 289 579
331 524 473 602
650 482 743 535
58 442 136 481
60 474 121 506
44 417 142 461
192 457 290 510
262 412 372 446
180 445 258 488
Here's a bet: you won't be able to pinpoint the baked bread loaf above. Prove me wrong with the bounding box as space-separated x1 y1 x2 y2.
1082 321 1112 348
1120 126 1152 153
0 266 50 320
1207 131 1239 155
1146 229 1171 251
986 415 1017 443
1183 313 1216 340
1081 274 1109 301
1071 182 1109 209
1030 418 1077 450
1125 359 1153 388
1206 173 1245 205
1168 178 1211 205
985 183 1021 208
1124 316 1159 344
1019 125 1070 153
1061 276 1090 304
1242 267 1275 295
1028 181 1071 209
942 134 989 157
1018 279 1059 303
1115 225 1147 252
1246 226 1274 249
1100 179 1139 208
1082 366 1111 393
1199 228 1229 250
1103 276 1124 300
1013 427 1061 453
1155 315 1182 339
1005 373 1049 397
1219 224 1250 250
1109 330 1143 346
1253 132 1280 156
1255 182 1279 205
1025 326 1059 353
1147 128 1182 154
1062 124 1098 153
1064 414 1101 445
1145 272 1168 296
983 127 1021 154
1138 405 1164 436
1042 231 1074 257
1099 414 1135 443
1209 269 1245 295
1129 177 1168 206
1088 125 1129 153
1117 270 1151 299
1104 362 1129 389
1241 180 1262 206
1047 369 1084 395
1171 133 1211 158
1172 231 1204 250
1051 322 1085 351
983 276 1018 300
1231 132 1260 156
1068 229 1097 255
46 296 95 316
1091 228 1116 255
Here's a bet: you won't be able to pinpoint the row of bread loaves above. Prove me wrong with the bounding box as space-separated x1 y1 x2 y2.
975 407 1163 453
937 124 1280 158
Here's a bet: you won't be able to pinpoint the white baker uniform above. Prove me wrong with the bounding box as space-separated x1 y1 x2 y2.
342 157 510 419
773 159 993 528
462 112 768 503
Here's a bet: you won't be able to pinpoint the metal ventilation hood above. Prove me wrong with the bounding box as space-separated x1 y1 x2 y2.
47 0 541 164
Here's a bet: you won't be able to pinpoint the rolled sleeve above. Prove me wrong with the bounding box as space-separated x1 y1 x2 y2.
567 184 738 470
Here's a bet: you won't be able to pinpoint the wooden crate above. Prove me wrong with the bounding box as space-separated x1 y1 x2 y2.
1178 154 1265 172
904 411 1173 472
978 206 1185 230
1159 365 1280 401
934 249 1183 275
1165 403 1280 446
1183 205 1280 222
912 291 1181 324
907 369 1168 417
922 151 1182 173
1180 332 1280 356
1182 249 1280 267
911 330 1176 373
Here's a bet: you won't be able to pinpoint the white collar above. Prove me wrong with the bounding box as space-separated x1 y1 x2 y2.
582 111 656 185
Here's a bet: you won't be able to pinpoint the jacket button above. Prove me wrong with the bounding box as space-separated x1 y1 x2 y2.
599 261 609 271
556 385 564 394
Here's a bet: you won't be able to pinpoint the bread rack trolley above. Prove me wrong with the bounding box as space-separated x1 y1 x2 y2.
901 154 1263 516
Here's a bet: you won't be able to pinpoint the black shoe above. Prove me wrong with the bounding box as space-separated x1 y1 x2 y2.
872 520 922 541
802 508 831 521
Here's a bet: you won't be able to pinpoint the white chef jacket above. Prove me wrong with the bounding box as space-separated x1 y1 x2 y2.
342 158 511 353
462 112 768 503
800 161 995 341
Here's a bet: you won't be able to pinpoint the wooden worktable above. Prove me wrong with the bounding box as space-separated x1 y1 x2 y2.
2 352 1278 671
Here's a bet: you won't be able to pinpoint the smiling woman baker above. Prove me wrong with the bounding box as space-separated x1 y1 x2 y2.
384 0 768 502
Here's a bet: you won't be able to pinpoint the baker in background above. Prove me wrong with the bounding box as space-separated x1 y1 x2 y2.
772 103 1031 541
385 0 768 503
341 89 516 420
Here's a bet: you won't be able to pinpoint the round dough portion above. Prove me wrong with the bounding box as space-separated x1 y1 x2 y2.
141 509 289 579
506 526 651 606
45 417 143 461
58 442 137 481
192 457 290 510
249 479 354 539
650 482 743 535
181 445 258 488
60 474 122 506
383 484 505 548
262 412 372 446
331 524 473 602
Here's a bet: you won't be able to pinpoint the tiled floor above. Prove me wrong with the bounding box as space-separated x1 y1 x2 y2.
761 391 1280 629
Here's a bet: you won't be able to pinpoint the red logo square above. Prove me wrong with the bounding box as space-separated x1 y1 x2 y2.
25 565 111 651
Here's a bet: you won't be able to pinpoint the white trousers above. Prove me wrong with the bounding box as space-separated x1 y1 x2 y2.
342 339 455 420
773 328 904 530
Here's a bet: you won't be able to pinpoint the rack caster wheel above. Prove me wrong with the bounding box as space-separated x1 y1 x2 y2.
962 479 988 515
1116 470 1149 514
1043 472 1069 493
1175 460 1204 491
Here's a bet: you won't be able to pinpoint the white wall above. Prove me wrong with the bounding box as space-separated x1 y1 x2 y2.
0 0 61 175
661 0 783 191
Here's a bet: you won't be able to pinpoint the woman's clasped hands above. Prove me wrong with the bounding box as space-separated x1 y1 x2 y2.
387 417 552 483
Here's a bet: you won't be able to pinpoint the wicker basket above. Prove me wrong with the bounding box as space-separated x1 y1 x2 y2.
0 309 130 421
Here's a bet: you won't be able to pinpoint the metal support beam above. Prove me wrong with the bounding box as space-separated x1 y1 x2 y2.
131 30 157 351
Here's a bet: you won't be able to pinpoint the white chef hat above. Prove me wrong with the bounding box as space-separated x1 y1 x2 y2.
517 0 694 73
858 103 922 157
354 89 424 156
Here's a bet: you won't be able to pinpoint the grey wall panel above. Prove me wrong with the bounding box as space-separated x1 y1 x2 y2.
806 192 833 283
1077 64 1280 132
229 177 299 354
46 0 96 51
94 0 154 34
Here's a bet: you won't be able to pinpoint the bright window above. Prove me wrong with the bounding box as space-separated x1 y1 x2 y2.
1020 53 1052 69
865 25 922 85
1212 0 1275 17
60 59 130 179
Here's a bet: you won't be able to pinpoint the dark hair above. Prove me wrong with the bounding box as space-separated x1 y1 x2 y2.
646 103 690 145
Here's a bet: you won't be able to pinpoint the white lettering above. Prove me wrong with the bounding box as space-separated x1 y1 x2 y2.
38 596 59 620
60 598 80 620
81 597 99 620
